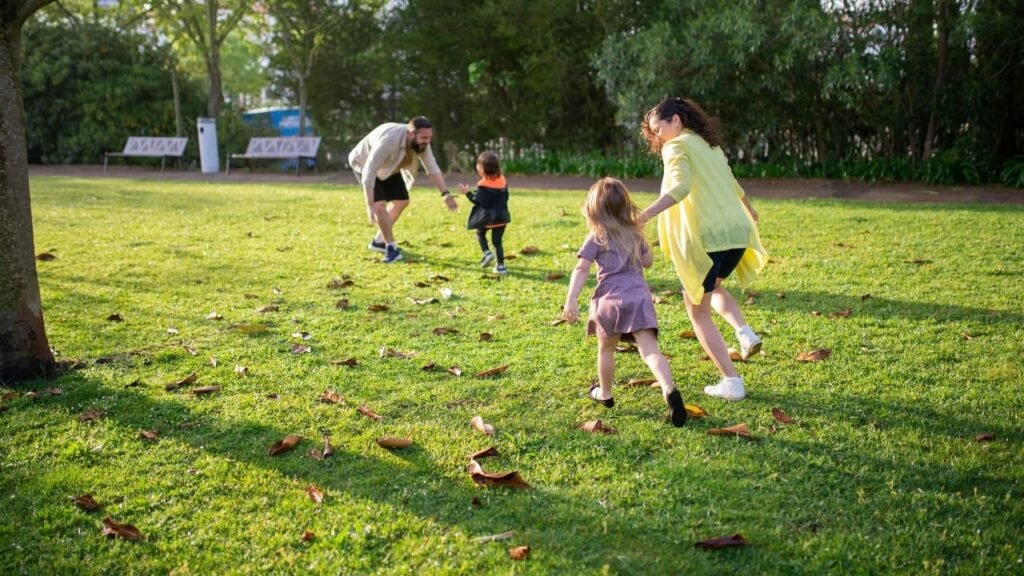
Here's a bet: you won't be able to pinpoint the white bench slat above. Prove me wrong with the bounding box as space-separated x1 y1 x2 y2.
227 137 322 175
105 137 188 172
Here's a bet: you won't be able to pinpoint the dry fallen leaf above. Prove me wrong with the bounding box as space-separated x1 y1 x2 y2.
410 297 439 305
183 345 198 356
307 485 324 505
379 347 416 359
335 298 350 310
308 436 334 461
447 366 463 377
368 304 389 312
330 357 359 367
475 365 509 378
327 278 354 289
106 313 123 322
470 446 499 460
685 404 709 419
707 423 755 440
268 434 302 456
257 305 279 313
292 331 312 340
830 308 852 318
376 437 413 449
472 530 515 543
421 362 438 371
78 409 104 423
36 252 57 261
357 405 383 420
319 390 344 404
25 391 39 399
1 391 17 402
974 433 995 442
101 517 142 541
796 349 832 362
429 274 450 283
45 387 63 396
290 344 311 355
192 386 221 395
433 327 459 336
578 420 617 434
508 545 531 560
139 429 159 441
479 333 493 342
727 348 743 362
234 365 248 378
694 533 748 550
413 281 431 288
470 415 495 436
467 460 531 489
165 372 199 391
771 407 796 424
960 331 974 341
72 494 100 511
301 530 315 542
439 287 454 300
266 393 280 400
206 311 223 321
209 357 218 367
548 319 566 326
520 246 539 255
544 272 564 281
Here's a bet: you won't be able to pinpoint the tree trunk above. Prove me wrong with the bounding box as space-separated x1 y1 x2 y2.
0 20 55 382
205 0 222 118
923 0 950 160
298 74 307 135
171 66 183 137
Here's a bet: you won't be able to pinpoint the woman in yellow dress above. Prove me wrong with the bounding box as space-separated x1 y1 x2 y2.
636 97 768 401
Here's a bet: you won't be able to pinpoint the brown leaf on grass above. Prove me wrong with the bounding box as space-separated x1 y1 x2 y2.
192 386 221 395
861 293 872 300
206 311 223 321
421 362 438 371
73 494 101 511
488 314 506 321
447 366 463 377
470 446 499 460
744 295 756 305
472 530 515 543
548 318 566 326
771 407 796 424
124 379 142 388
445 305 465 318
78 409 104 423
960 331 974 341
578 420 617 434
308 436 335 461
267 434 302 456
292 331 312 340
107 313 123 322
139 429 159 441
45 387 63 396
209 357 218 367
1 391 17 401
776 292 786 299
413 281 431 288
544 272 564 282
906 258 932 266
652 295 668 304
467 460 531 489
616 343 638 353
368 304 389 312
504 254 517 261
433 327 459 335
307 485 324 505
796 349 832 362
357 405 383 420
520 246 539 255
236 323 268 334
327 278 354 289
410 297 439 305
679 330 698 340
624 378 657 388
243 293 259 299
695 533 749 550
266 393 280 400
727 348 743 362
331 357 359 367
810 311 821 317
429 274 450 283
974 433 995 442
685 404 709 419
290 344 311 355
183 345 198 356
479 332 493 342
707 423 755 440
36 252 57 261
257 305 279 313
234 365 248 378
376 437 413 449
379 347 416 359
301 530 315 542
165 372 199 391
319 390 344 404
101 517 142 541
830 308 852 318
470 415 495 436
335 298 350 310
508 545 531 560
475 365 509 378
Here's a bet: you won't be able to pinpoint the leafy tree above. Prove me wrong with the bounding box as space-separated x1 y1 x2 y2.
0 0 57 381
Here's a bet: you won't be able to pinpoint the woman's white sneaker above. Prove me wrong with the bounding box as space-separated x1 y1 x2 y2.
736 326 762 360
704 376 745 401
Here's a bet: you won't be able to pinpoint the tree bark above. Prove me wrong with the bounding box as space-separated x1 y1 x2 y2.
923 0 950 160
171 66 183 137
205 0 222 118
0 16 55 382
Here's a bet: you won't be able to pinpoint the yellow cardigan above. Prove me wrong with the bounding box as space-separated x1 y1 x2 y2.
656 131 768 304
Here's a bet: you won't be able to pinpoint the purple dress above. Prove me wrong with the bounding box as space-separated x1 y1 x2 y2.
578 234 658 342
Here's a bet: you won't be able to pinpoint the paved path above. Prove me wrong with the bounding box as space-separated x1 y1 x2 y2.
29 164 1024 204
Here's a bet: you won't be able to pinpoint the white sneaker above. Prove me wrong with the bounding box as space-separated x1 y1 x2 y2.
736 326 762 360
704 376 745 401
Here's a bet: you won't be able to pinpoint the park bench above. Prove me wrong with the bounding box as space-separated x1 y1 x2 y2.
104 137 188 173
226 136 322 175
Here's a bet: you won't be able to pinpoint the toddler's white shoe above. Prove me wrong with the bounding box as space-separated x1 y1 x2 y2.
704 376 745 401
736 326 762 360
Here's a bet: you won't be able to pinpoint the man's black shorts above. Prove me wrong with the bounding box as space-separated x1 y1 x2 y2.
373 173 409 202
701 248 747 292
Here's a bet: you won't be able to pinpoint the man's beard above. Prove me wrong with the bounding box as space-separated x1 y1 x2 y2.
409 140 426 153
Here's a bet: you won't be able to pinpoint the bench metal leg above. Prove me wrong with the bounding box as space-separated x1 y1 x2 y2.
161 157 166 173
226 157 231 175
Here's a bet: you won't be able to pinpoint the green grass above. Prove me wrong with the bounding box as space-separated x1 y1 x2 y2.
2 175 1022 575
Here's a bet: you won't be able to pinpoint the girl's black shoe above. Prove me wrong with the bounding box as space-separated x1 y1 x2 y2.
665 389 687 427
588 383 615 408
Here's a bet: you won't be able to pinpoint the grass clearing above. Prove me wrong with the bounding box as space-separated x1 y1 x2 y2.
2 175 1022 574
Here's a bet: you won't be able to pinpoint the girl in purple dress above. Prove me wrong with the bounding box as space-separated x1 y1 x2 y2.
562 178 687 427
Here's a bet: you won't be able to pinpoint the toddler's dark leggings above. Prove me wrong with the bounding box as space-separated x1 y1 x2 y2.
476 226 506 263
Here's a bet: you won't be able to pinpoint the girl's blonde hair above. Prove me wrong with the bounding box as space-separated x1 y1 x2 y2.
582 178 647 267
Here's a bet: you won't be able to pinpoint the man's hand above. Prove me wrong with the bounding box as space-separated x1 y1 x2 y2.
443 194 457 212
366 203 376 225
561 302 580 323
